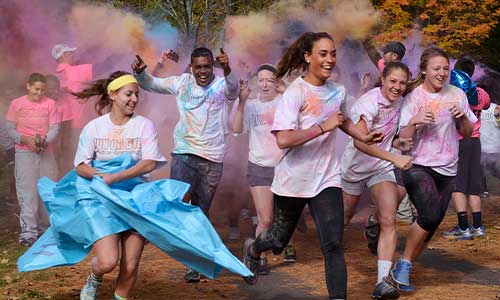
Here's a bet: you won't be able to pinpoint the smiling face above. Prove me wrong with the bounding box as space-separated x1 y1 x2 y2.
191 56 215 87
257 69 278 100
26 81 46 102
381 68 408 102
109 83 139 117
304 38 336 85
423 55 450 93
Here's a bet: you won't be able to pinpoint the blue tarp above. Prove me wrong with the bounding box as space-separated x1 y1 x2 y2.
17 153 251 278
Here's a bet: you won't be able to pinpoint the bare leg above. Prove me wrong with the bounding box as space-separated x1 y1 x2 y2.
250 186 274 237
371 182 398 262
342 191 360 226
91 234 121 277
115 232 145 298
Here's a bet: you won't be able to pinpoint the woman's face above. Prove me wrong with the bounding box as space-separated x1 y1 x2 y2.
423 55 450 92
257 69 278 99
304 38 336 84
110 83 139 116
381 68 408 102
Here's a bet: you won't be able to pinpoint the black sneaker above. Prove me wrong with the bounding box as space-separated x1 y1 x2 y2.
283 245 297 263
365 215 380 255
258 257 270 275
372 277 400 299
184 269 201 283
242 238 259 285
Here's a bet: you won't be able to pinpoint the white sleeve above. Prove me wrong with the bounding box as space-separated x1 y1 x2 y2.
140 118 167 170
74 122 96 167
271 85 303 132
224 71 239 101
135 71 182 95
399 93 417 129
349 96 376 128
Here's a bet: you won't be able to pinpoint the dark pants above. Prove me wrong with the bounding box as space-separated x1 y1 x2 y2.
170 153 223 215
253 187 346 299
454 138 481 196
402 165 454 241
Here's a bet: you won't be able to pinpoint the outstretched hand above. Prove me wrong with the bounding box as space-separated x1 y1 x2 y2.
131 54 147 74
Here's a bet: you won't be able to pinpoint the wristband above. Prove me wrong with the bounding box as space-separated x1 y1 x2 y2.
317 124 325 135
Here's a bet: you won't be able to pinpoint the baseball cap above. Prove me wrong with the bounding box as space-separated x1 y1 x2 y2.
52 44 77 60
382 41 406 59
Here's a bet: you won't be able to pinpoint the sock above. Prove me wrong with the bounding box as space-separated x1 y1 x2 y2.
457 211 469 231
472 212 482 228
377 260 393 283
114 293 128 300
400 258 412 266
90 272 103 282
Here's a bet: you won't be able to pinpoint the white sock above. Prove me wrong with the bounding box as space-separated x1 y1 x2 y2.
377 260 393 283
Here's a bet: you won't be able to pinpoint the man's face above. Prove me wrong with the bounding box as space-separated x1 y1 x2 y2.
191 56 215 87
383 51 401 63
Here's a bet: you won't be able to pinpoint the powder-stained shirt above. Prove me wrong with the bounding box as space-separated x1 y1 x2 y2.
74 113 166 172
341 87 401 182
479 103 500 154
399 84 477 176
457 86 491 139
136 71 239 163
55 63 93 128
270 77 347 198
242 94 282 167
6 96 60 151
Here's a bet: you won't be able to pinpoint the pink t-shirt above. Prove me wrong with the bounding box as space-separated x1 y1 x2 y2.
6 96 60 151
341 87 402 181
270 77 347 198
55 63 93 128
457 86 491 139
399 84 477 176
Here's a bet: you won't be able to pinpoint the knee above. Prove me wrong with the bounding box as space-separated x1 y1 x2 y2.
417 213 442 232
97 256 119 274
120 260 139 278
320 238 343 255
378 214 396 230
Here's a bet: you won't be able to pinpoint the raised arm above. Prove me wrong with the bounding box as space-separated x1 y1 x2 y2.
132 54 179 95
231 80 250 134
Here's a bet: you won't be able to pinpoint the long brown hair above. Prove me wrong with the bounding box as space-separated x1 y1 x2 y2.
276 32 334 79
405 47 449 94
71 71 130 115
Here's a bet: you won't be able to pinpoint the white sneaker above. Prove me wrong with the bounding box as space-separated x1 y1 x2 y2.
80 275 102 300
228 226 240 240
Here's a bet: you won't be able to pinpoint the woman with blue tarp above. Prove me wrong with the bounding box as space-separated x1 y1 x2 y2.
71 71 167 300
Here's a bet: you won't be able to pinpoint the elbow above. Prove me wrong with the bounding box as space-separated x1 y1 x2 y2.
275 134 290 149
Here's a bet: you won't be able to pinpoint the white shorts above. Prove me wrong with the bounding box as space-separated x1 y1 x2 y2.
341 170 396 196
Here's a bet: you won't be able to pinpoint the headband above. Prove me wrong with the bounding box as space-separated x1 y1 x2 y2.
107 74 138 93
257 64 277 74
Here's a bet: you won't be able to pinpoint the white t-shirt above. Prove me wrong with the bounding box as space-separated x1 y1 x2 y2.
480 103 500 153
74 114 167 172
399 84 477 176
270 77 347 198
341 87 401 181
136 71 239 163
243 94 282 167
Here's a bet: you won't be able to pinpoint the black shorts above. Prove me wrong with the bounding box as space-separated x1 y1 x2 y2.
394 168 405 187
454 138 481 195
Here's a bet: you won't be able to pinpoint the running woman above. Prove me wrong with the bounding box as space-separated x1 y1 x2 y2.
241 32 383 300
73 71 167 300
341 62 413 299
6 73 60 246
390 47 477 292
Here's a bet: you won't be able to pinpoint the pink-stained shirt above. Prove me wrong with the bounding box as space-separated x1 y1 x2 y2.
457 86 491 139
341 87 402 182
55 63 93 128
6 96 60 151
270 77 347 198
399 84 478 176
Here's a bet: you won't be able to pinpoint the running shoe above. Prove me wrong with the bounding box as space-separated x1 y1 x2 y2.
283 245 297 263
470 225 485 237
228 226 241 241
80 275 102 300
365 215 380 255
258 256 270 275
390 259 413 288
183 269 201 283
441 225 473 240
242 238 260 285
372 277 400 299
18 237 36 247
480 192 489 199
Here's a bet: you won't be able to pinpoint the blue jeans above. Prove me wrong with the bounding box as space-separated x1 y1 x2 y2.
170 153 223 215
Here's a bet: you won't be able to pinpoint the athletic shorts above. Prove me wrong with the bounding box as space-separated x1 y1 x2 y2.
341 170 396 196
247 161 274 187
394 168 405 187
454 138 481 196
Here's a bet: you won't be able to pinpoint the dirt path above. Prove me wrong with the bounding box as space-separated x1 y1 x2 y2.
1 177 499 300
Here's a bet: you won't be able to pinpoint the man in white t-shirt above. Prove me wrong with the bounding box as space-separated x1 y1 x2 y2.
132 47 239 283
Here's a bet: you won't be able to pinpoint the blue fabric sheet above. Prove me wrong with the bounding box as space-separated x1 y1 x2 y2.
17 153 251 278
